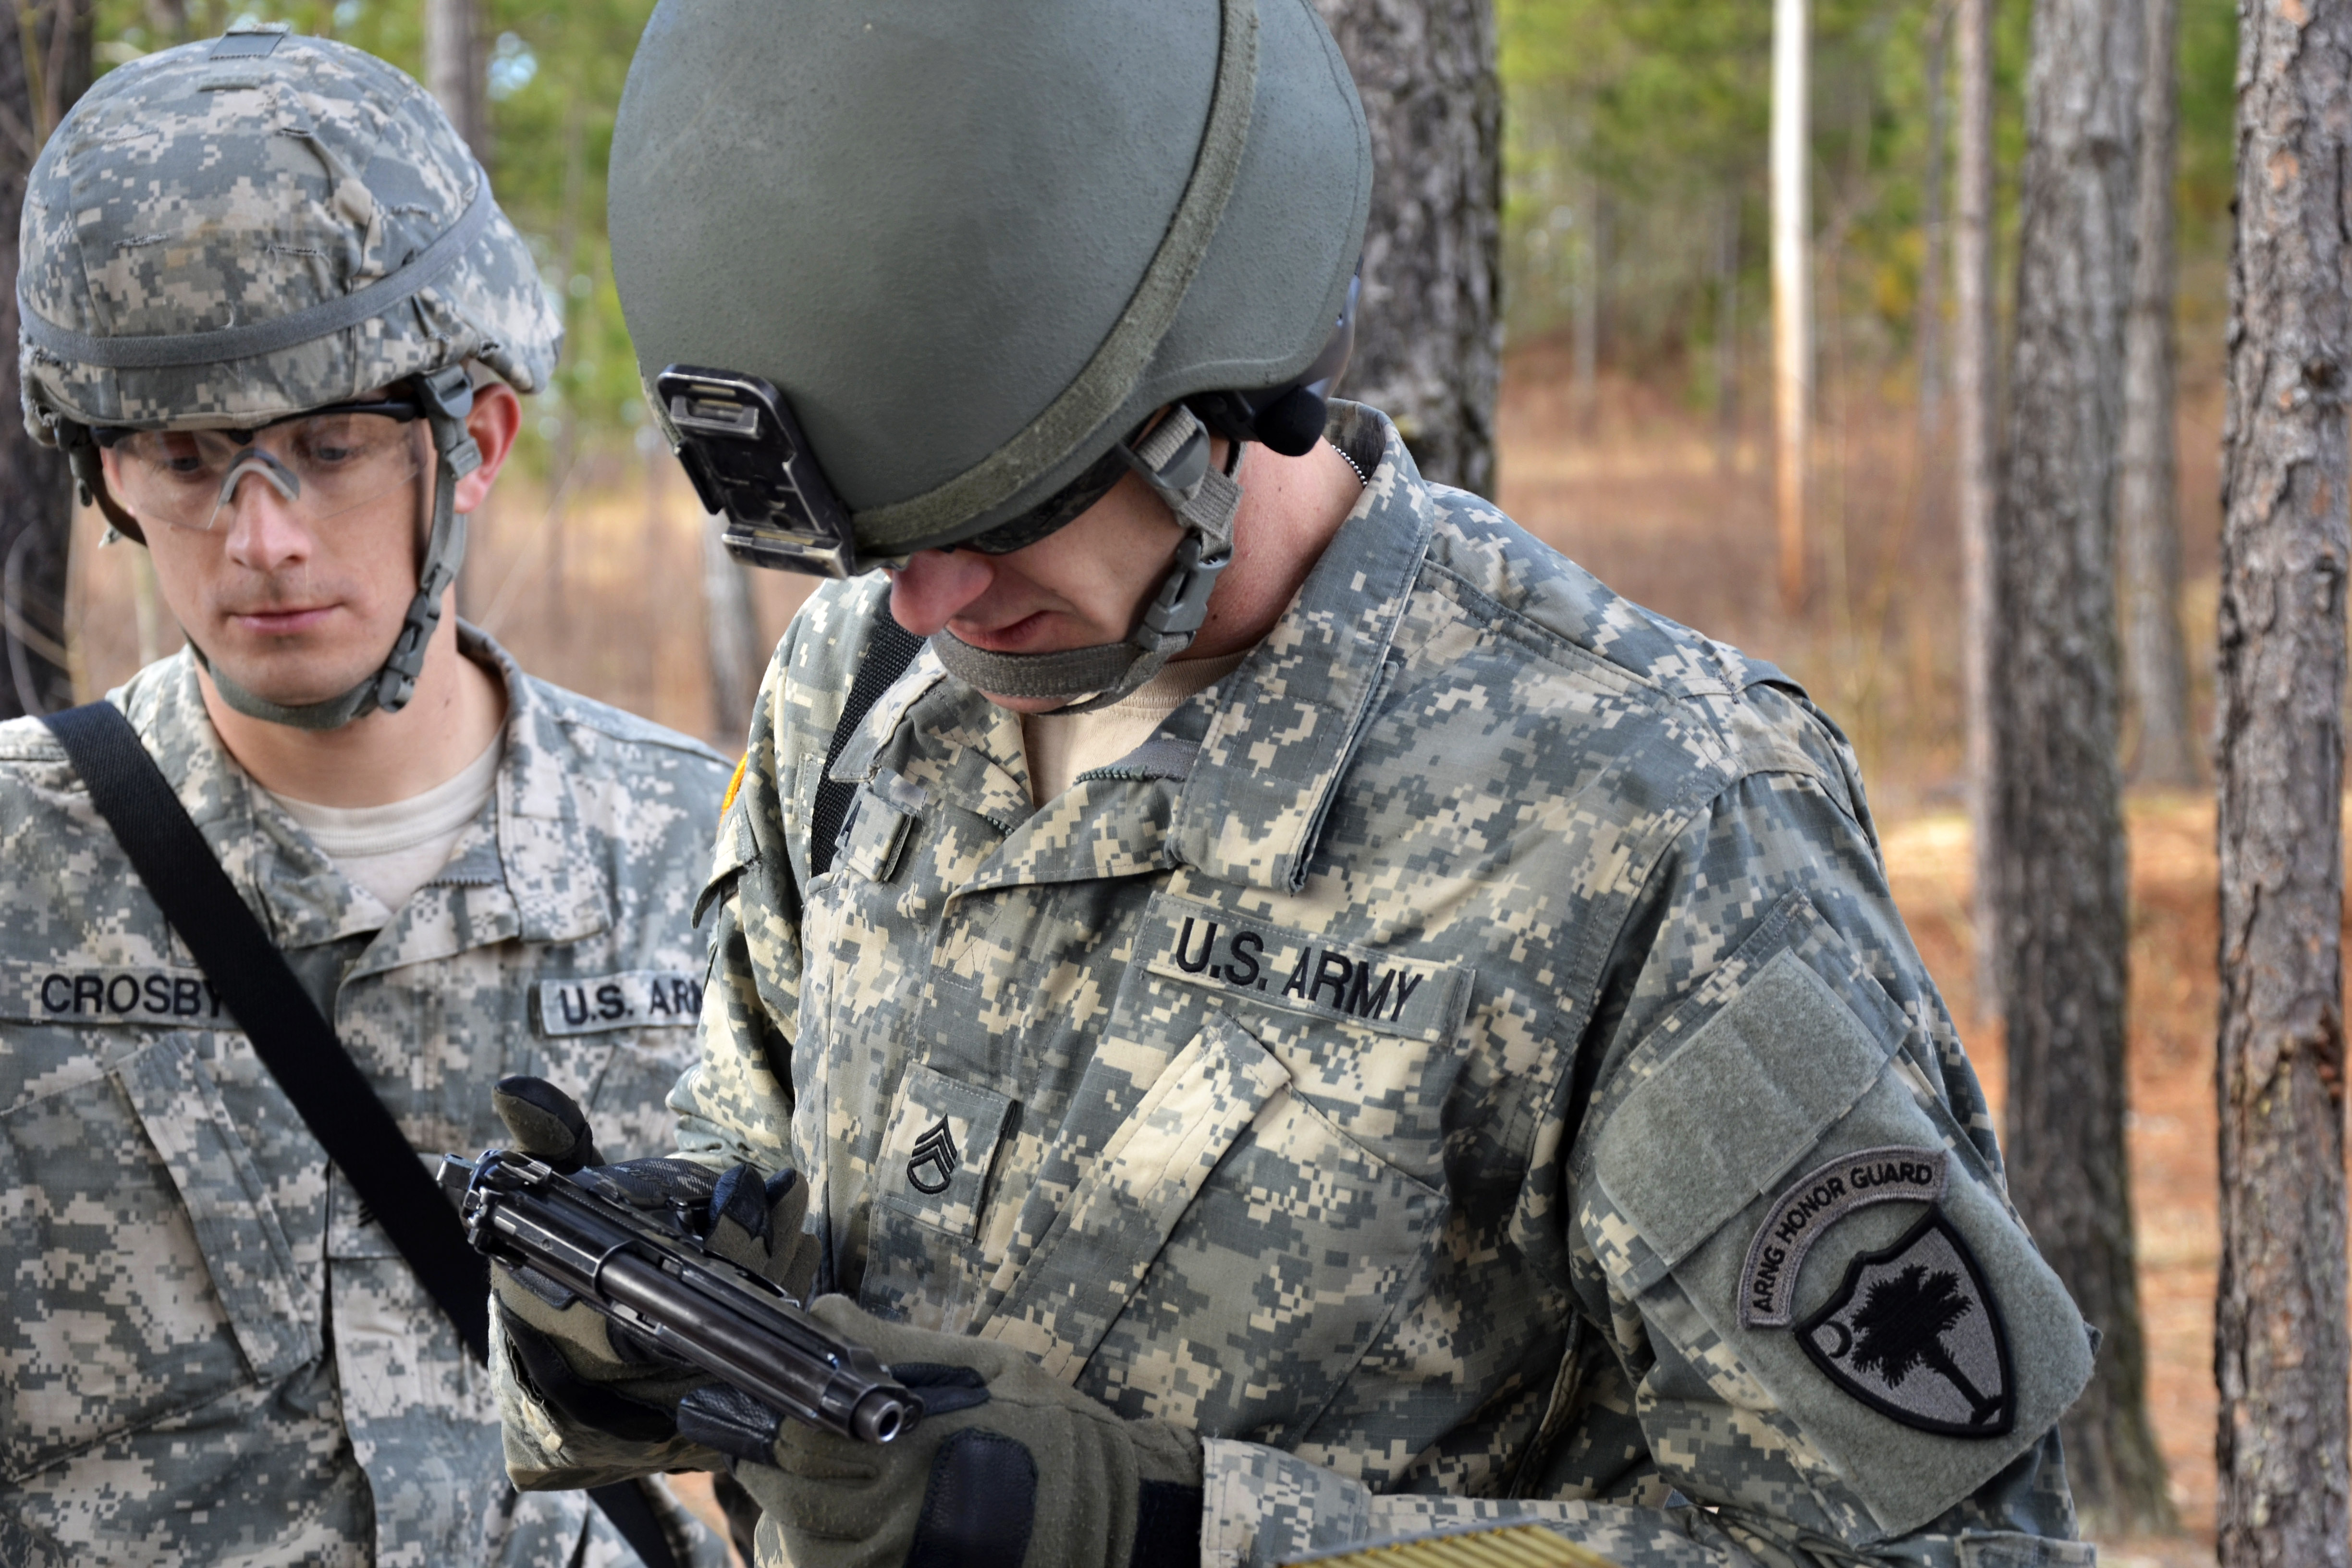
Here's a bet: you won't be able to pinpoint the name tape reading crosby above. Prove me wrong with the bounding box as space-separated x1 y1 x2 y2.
6 963 229 1023
1739 1146 1948 1328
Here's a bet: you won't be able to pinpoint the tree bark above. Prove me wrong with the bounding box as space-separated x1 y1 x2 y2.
1573 170 1602 440
2214 0 2352 1562
1714 189 1741 478
1312 0 1501 497
541 90 588 634
1917 0 1950 462
2118 0 2197 789
428 0 488 622
424 0 487 160
1954 0 1997 1007
1991 0 2173 1536
0 0 91 721
141 0 187 47
700 508 764 746
1770 0 1811 614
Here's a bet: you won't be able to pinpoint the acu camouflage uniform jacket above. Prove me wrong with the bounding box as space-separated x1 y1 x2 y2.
0 629 731 1568
509 407 2094 1568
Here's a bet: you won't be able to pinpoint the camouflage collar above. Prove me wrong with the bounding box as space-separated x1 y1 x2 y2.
836 404 1432 897
829 637 953 791
1168 403 1430 892
111 625 604 956
471 626 608 947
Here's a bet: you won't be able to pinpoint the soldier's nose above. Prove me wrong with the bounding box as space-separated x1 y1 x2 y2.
219 468 315 573
886 549 995 637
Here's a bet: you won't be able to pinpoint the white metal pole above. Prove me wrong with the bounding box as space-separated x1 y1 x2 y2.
1771 0 1812 612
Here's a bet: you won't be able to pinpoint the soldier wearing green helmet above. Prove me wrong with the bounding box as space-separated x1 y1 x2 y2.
493 2 2096 1566
0 23 732 1568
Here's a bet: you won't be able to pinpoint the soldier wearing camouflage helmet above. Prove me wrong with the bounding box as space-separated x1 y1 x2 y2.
493 2 2097 1566
0 24 731 1567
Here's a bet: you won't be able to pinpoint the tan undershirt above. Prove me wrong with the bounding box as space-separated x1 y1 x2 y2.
1020 650 1250 806
268 731 503 919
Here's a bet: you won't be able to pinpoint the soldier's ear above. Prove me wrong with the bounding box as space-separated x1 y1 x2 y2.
453 381 522 514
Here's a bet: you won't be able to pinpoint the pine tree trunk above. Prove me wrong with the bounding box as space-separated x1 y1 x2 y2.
699 505 764 746
2118 0 2197 789
1714 189 1741 478
1991 0 2174 1536
2214 0 2352 1562
1917 1 1950 455
1311 0 1501 497
0 0 91 722
1573 171 1602 440
428 0 488 622
424 0 487 159
144 0 187 46
1954 0 2000 1010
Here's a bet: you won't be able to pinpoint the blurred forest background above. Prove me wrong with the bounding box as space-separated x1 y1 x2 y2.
46 4 2246 1557
53 0 2240 802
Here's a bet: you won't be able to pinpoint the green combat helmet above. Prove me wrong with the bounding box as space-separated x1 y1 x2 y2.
610 0 1370 710
15 22 561 729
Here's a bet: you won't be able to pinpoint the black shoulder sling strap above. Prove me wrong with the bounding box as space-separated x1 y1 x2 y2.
40 702 681 1568
807 616 926 880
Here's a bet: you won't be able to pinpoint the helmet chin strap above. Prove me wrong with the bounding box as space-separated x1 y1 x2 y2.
193 365 483 732
930 407 1246 714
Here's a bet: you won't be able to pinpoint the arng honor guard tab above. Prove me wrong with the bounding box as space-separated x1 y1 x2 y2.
1284 1524 1623 1568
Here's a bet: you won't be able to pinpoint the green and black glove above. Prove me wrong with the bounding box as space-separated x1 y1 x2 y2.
488 1075 819 1444
677 1296 1203 1568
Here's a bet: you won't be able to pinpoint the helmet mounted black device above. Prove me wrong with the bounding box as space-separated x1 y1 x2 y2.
656 366 858 576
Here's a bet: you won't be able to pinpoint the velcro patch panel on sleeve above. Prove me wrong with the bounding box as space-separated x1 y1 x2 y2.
1141 893 1472 1043
533 971 706 1035
0 960 229 1024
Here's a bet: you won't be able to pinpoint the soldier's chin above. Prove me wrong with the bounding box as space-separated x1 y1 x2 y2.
981 688 1102 715
198 641 386 711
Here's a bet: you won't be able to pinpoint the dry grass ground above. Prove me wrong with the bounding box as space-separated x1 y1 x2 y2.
60 344 2242 1561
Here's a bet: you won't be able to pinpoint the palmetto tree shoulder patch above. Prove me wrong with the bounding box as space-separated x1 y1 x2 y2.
1796 1207 2015 1438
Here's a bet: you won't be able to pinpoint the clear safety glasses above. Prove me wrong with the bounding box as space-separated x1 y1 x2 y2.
97 399 429 534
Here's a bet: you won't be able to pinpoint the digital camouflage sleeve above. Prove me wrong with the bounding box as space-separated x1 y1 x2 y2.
503 406 2094 1568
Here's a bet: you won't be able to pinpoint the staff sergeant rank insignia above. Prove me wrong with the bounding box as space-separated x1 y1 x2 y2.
1739 1145 2013 1438
907 1117 960 1195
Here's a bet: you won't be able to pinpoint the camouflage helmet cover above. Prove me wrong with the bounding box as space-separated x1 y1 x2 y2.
16 24 560 440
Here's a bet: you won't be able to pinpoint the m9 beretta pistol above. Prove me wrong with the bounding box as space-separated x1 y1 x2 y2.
440 1148 918 1445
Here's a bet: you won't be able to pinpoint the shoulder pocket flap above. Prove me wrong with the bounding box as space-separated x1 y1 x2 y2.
115 1035 318 1378
836 767 928 883
984 1014 1290 1379
694 800 761 929
1595 945 1908 1285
